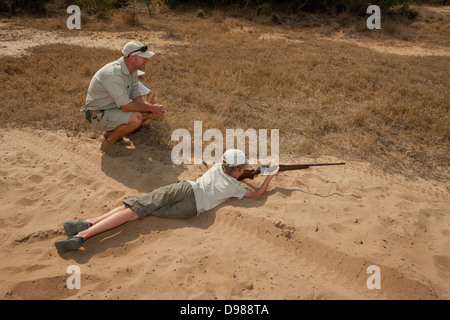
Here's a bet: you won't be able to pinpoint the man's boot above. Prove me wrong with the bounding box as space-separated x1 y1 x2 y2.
104 131 132 146
100 138 132 157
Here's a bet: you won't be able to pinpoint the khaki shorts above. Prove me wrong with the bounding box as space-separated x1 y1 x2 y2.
90 108 133 132
123 181 197 220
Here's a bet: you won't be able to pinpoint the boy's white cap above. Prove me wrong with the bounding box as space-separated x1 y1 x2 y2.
222 149 249 166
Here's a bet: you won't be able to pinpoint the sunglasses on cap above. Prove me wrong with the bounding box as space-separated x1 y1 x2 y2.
127 45 148 58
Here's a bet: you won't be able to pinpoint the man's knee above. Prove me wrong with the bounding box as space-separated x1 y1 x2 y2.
128 112 143 128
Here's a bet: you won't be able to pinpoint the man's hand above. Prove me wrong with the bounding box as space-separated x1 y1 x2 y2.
149 104 165 118
143 93 164 118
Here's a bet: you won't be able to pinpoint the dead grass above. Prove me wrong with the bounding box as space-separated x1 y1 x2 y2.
1 7 449 181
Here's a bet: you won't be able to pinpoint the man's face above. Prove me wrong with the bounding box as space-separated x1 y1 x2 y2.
132 55 149 71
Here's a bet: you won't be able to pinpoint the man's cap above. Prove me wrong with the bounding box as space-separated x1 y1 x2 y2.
222 149 249 166
122 41 155 59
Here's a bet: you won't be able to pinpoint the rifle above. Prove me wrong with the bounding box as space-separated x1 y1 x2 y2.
238 162 345 180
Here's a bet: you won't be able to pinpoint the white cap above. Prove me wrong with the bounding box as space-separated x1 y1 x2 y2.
122 41 155 59
222 149 249 166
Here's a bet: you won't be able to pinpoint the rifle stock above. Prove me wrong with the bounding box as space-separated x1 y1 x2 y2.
238 162 345 180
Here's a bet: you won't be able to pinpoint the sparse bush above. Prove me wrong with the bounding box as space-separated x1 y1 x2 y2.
78 0 115 17
1 0 52 14
112 0 128 8
257 2 271 16
295 0 411 15
0 0 8 13
0 0 435 18
121 0 145 25
165 0 177 9
396 3 419 19
270 12 280 23
195 8 205 17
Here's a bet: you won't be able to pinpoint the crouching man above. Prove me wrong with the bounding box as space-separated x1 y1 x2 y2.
81 41 165 156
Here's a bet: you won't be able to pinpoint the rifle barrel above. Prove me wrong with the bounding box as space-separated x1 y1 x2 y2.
277 162 345 171
239 162 345 180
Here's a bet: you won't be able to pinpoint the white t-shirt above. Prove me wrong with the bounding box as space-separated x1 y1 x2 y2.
188 163 247 214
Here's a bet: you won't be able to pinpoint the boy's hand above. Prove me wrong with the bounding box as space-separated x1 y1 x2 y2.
265 166 279 180
260 165 279 176
272 165 280 175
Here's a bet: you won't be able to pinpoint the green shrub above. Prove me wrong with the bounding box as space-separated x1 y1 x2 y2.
78 0 115 16
257 2 271 16
1 0 52 14
195 8 205 17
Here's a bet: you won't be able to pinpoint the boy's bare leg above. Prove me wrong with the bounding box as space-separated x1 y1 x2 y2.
56 206 140 253
86 205 127 225
77 206 139 241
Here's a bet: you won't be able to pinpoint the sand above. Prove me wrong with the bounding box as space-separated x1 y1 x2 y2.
0 127 448 300
1 11 449 300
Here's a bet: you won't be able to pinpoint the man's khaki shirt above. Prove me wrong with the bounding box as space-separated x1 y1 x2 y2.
81 57 141 112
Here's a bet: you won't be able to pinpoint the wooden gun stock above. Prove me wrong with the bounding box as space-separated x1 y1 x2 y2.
238 162 345 181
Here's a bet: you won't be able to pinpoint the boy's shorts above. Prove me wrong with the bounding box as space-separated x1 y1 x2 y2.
123 181 197 220
90 107 132 132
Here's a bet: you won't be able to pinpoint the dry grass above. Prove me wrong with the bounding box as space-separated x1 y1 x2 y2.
1 7 449 181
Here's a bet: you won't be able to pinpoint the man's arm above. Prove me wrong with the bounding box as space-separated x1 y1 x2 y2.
120 97 165 117
131 95 148 106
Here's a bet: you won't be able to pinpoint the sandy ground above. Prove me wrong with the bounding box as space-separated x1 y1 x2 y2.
0 128 448 300
0 10 449 300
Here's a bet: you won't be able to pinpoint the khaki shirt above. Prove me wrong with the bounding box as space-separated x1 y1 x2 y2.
81 57 141 112
188 163 248 214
